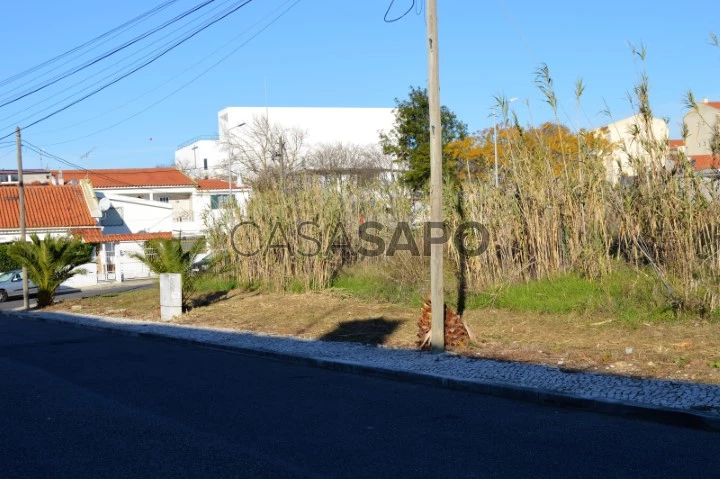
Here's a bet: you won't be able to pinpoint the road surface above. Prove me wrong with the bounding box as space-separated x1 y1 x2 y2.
0 316 718 478
0 280 154 311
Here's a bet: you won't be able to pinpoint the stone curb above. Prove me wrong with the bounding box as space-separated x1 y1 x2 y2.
4 310 720 432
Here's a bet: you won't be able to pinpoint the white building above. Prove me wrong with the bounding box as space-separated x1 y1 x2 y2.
0 180 171 288
194 179 251 221
55 168 248 238
594 114 669 184
175 107 395 179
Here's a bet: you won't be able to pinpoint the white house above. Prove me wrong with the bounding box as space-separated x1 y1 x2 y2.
175 106 395 179
54 168 250 237
194 178 251 219
594 114 669 184
0 180 172 288
53 167 245 238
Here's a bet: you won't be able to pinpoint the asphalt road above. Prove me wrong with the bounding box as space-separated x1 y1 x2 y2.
0 280 155 311
0 317 718 478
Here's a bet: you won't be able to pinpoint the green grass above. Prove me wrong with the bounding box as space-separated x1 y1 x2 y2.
193 275 238 293
466 266 678 323
332 266 425 307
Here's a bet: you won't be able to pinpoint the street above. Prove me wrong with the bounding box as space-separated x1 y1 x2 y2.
0 316 718 478
0 280 155 311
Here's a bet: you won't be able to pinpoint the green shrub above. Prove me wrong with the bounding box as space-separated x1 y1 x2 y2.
0 244 20 272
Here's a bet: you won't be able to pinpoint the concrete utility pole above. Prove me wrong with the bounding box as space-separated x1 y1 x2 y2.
16 127 29 311
426 0 444 351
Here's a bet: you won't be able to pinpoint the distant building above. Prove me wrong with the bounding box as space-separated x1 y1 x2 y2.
0 169 53 185
175 107 395 180
0 181 171 286
683 99 720 171
51 168 250 239
594 114 669 184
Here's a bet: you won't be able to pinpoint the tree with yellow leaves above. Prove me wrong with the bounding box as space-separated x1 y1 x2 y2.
445 122 613 182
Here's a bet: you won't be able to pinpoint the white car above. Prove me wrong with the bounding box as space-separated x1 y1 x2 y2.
0 270 38 302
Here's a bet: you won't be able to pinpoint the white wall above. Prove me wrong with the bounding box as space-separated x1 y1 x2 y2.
218 107 394 147
684 104 720 157
0 229 99 288
100 193 173 234
115 241 155 281
597 115 669 183
175 107 395 177
61 261 98 288
175 139 225 178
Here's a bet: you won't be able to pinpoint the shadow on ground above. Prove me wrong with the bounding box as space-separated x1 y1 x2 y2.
319 317 404 346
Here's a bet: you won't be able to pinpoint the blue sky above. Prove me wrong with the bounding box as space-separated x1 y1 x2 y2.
0 0 718 169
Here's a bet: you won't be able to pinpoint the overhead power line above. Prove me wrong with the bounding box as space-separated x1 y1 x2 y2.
1 0 240 127
22 140 195 197
0 0 256 141
0 0 218 110
40 0 303 147
0 0 182 90
37 0 301 138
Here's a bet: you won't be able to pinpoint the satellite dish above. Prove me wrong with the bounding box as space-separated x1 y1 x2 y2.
99 197 112 212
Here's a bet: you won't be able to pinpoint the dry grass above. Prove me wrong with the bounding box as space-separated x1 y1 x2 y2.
47 286 720 384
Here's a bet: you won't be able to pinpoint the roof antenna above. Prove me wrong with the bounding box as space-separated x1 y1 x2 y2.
79 147 96 178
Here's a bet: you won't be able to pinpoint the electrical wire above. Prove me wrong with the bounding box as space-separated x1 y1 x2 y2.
0 0 218 110
23 140 191 196
39 0 302 147
384 0 415 23
37 0 300 137
0 0 256 141
0 0 182 91
1 0 241 127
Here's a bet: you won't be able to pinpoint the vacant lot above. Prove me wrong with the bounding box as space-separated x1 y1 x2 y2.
45 283 720 384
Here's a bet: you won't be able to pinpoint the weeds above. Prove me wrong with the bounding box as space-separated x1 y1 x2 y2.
202 50 720 321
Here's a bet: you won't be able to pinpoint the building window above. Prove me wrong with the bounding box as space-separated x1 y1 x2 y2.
9 174 18 182
158 196 169 203
204 158 208 171
210 194 230 209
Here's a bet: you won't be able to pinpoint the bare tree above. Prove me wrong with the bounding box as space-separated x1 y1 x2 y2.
220 114 307 185
305 143 396 183
175 158 203 179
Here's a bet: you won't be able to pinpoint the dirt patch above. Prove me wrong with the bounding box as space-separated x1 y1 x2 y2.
47 287 720 384
461 309 720 384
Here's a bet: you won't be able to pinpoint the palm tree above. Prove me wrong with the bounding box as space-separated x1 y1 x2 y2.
130 237 206 309
8 234 94 308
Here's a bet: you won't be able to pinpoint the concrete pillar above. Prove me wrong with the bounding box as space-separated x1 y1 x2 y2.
160 273 182 320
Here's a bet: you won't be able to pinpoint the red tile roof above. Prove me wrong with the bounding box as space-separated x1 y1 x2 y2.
0 184 96 230
196 178 249 190
690 155 720 170
72 229 173 243
668 139 685 148
705 101 720 109
55 168 195 188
